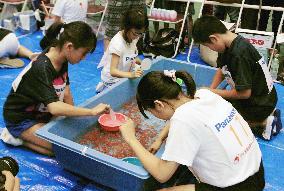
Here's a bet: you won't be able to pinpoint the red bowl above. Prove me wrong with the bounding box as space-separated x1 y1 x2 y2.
98 113 126 132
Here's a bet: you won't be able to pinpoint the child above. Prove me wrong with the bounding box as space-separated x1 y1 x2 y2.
51 0 88 24
96 9 148 93
0 28 38 68
2 21 110 156
103 0 146 50
119 70 265 191
192 15 282 141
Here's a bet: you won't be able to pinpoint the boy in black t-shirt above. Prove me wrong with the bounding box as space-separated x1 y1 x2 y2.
192 15 282 141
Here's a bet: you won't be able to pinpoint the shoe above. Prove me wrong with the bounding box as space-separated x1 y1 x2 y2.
261 116 276 141
0 58 24 68
273 109 282 136
95 82 105 93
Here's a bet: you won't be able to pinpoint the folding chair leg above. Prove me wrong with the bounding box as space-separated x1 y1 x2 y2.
0 3 8 20
21 0 28 12
187 0 205 62
96 1 108 37
172 0 191 58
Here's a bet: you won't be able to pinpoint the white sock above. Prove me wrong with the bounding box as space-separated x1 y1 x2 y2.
262 116 274 140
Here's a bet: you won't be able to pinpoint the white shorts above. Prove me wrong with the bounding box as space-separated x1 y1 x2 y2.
0 33 20 58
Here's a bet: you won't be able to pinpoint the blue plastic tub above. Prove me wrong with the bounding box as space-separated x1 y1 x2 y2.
36 58 217 191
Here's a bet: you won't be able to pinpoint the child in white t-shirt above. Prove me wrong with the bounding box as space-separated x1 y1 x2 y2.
52 0 88 24
96 9 149 93
0 28 38 68
119 70 265 191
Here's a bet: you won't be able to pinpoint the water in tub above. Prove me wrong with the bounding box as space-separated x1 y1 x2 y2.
76 98 165 159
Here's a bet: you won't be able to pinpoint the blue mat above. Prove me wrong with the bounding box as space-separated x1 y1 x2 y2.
0 31 283 191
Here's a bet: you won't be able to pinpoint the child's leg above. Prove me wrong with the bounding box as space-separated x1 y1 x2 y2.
157 184 195 191
233 103 279 140
20 123 54 156
248 117 275 140
17 45 34 59
248 107 283 140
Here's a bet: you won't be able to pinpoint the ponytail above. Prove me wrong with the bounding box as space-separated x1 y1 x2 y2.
40 22 64 50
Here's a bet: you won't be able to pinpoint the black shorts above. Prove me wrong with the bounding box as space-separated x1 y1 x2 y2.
232 102 274 122
196 161 265 191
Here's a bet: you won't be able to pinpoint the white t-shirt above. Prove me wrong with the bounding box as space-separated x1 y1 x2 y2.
98 31 139 84
0 33 19 58
162 89 262 188
52 0 88 23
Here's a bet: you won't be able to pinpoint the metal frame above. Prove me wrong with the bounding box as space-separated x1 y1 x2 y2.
0 0 29 20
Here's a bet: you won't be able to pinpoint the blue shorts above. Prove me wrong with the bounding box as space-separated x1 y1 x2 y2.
5 119 39 138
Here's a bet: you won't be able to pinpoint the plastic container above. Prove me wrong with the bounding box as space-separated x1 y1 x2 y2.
36 58 217 191
122 157 142 167
1 19 15 31
98 113 126 132
169 10 177 21
13 10 37 34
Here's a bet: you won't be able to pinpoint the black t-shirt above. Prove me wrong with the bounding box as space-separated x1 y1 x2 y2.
0 28 12 41
3 51 69 123
217 35 277 109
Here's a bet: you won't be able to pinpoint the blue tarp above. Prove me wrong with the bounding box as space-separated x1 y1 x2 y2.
0 31 283 191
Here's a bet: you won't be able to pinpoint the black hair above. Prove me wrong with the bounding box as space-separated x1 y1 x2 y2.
192 15 227 44
40 21 97 52
136 70 196 118
121 9 149 43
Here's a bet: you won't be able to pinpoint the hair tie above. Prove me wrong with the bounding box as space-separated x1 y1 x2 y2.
56 25 65 40
164 70 183 86
164 70 177 82
176 78 183 86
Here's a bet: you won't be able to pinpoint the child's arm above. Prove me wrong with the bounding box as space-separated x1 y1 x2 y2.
210 88 252 100
63 85 74 106
110 54 143 78
210 68 252 99
120 118 180 183
210 68 224 89
149 121 170 154
47 101 110 117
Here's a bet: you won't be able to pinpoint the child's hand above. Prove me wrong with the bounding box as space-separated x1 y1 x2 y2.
29 52 40 61
148 138 163 154
91 103 110 115
131 68 143 78
119 118 137 144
